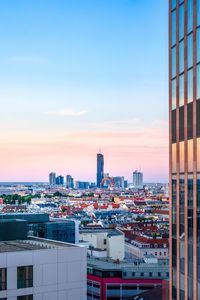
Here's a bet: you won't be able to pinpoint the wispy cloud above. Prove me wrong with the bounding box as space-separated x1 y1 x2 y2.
44 108 88 117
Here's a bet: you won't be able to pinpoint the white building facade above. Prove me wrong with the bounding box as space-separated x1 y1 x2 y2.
0 238 87 300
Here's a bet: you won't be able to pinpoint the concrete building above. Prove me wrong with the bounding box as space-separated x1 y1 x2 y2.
49 172 56 186
125 236 169 259
169 1 200 299
80 228 125 261
0 237 87 300
133 170 143 189
87 256 169 300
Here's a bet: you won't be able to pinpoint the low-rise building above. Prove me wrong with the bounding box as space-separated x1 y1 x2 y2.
80 228 125 261
87 257 169 300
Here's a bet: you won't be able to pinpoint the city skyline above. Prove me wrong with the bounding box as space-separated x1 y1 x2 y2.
0 0 168 182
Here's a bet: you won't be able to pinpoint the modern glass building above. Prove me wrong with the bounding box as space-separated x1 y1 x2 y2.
169 0 200 299
97 153 104 188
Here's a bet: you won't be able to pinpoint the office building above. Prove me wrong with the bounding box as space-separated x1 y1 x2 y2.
0 237 87 300
87 257 169 300
97 153 104 188
169 1 200 299
75 181 90 189
0 213 79 244
113 176 125 188
56 175 64 186
49 172 56 186
133 170 143 189
66 175 74 189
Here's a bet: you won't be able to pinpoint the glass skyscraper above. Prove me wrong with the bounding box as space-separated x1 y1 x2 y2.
97 153 104 188
169 0 200 299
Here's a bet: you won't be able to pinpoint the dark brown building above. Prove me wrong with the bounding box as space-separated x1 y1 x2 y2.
169 0 200 299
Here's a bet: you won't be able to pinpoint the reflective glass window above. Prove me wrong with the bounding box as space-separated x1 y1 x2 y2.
172 47 176 78
179 141 185 172
172 10 176 46
172 0 176 10
188 139 193 172
172 79 176 110
197 138 200 172
187 0 193 33
179 40 184 73
197 64 200 100
187 34 193 69
187 69 193 103
179 74 184 106
179 4 184 41
172 143 177 173
197 0 200 27
197 28 200 64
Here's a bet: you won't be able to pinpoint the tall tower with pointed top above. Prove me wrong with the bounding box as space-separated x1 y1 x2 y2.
97 152 104 188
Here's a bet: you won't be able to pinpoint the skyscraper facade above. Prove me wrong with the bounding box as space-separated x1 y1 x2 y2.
169 1 200 299
97 153 104 188
49 172 56 186
133 170 143 189
66 175 74 189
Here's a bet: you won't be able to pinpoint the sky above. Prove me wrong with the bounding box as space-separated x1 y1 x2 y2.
0 0 169 183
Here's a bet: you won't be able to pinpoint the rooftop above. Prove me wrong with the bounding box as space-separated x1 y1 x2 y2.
0 237 77 253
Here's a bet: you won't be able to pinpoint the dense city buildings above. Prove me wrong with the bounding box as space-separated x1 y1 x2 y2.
133 170 143 189
97 153 104 188
169 0 200 299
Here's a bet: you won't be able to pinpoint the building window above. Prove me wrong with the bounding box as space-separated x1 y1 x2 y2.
0 268 6 291
179 74 184 106
187 69 193 103
179 40 184 74
171 0 176 10
187 34 193 69
179 4 184 41
197 64 200 100
141 272 144 277
172 47 176 78
149 272 152 277
187 0 193 33
172 78 176 110
17 266 33 289
197 0 200 27
132 272 135 276
17 296 33 300
172 10 176 46
158 272 161 277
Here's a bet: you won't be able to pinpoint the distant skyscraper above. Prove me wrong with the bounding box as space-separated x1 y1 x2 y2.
66 175 74 189
49 172 56 186
56 175 64 185
97 152 104 188
133 170 143 188
169 1 200 300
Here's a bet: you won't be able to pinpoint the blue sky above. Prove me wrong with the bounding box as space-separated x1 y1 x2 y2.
0 0 169 182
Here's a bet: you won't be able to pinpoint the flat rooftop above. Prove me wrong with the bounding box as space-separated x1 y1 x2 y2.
87 257 168 271
0 237 77 253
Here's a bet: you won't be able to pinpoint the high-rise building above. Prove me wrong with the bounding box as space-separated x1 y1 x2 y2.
66 175 74 189
56 175 64 185
49 172 56 186
97 153 104 188
133 170 143 188
169 1 200 299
